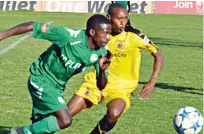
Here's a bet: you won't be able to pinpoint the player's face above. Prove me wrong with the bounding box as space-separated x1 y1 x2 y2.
110 8 128 34
93 23 111 49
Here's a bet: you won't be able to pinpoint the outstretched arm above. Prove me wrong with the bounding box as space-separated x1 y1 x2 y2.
139 50 164 100
0 21 34 41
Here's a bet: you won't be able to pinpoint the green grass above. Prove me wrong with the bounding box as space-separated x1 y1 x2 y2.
0 12 203 134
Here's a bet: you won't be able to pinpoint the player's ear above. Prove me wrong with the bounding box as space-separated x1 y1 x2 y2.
106 14 111 20
89 29 95 37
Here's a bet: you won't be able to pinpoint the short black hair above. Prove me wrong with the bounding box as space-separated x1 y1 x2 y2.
107 3 127 16
86 14 111 36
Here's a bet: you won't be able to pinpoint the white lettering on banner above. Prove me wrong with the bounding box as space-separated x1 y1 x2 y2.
196 1 204 14
46 1 87 12
61 2 73 12
74 2 86 12
46 1 61 12
173 1 193 8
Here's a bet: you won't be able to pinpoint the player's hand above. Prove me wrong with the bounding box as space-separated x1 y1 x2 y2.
106 50 112 59
138 82 155 100
99 50 112 71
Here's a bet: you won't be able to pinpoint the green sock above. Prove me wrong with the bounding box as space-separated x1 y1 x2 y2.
23 115 60 133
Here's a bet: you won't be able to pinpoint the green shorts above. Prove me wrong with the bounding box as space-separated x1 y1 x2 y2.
28 75 68 121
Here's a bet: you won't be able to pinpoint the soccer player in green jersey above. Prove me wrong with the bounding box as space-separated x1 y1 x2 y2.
0 14 112 134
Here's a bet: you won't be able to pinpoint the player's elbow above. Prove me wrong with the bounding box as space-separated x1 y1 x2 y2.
26 21 34 31
158 50 164 63
29 21 34 24
154 50 164 63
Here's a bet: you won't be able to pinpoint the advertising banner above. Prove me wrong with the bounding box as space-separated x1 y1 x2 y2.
1 1 202 15
0 1 153 14
154 1 204 15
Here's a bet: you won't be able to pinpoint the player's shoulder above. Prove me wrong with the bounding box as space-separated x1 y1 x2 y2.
125 25 153 44
65 28 87 42
65 28 84 36
125 25 143 38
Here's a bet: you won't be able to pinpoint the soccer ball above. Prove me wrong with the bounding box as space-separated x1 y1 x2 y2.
173 106 203 134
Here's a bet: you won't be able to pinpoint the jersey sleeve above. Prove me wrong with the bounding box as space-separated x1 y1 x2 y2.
32 22 71 47
136 33 158 54
126 26 158 54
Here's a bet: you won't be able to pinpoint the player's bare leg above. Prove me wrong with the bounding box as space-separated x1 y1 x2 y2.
68 94 92 116
90 98 126 134
55 109 72 129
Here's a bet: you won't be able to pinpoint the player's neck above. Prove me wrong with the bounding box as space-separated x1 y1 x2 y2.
87 37 97 50
111 32 120 36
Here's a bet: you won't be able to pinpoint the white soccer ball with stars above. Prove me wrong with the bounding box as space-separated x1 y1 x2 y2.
173 106 203 134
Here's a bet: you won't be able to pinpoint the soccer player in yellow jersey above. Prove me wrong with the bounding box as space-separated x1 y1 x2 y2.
111 1 131 25
68 3 164 134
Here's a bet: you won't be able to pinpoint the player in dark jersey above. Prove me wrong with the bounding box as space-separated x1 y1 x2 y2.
67 3 164 134
0 14 112 134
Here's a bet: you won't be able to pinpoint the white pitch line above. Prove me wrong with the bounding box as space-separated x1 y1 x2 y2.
0 21 53 56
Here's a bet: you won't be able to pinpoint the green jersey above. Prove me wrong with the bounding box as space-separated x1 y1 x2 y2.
30 22 107 89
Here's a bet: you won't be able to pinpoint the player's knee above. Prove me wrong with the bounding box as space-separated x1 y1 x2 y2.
58 116 72 129
107 110 122 122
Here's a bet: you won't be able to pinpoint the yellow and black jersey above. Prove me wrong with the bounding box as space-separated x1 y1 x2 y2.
84 26 158 91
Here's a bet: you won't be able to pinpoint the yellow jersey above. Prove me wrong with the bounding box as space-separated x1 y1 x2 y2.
84 26 158 91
